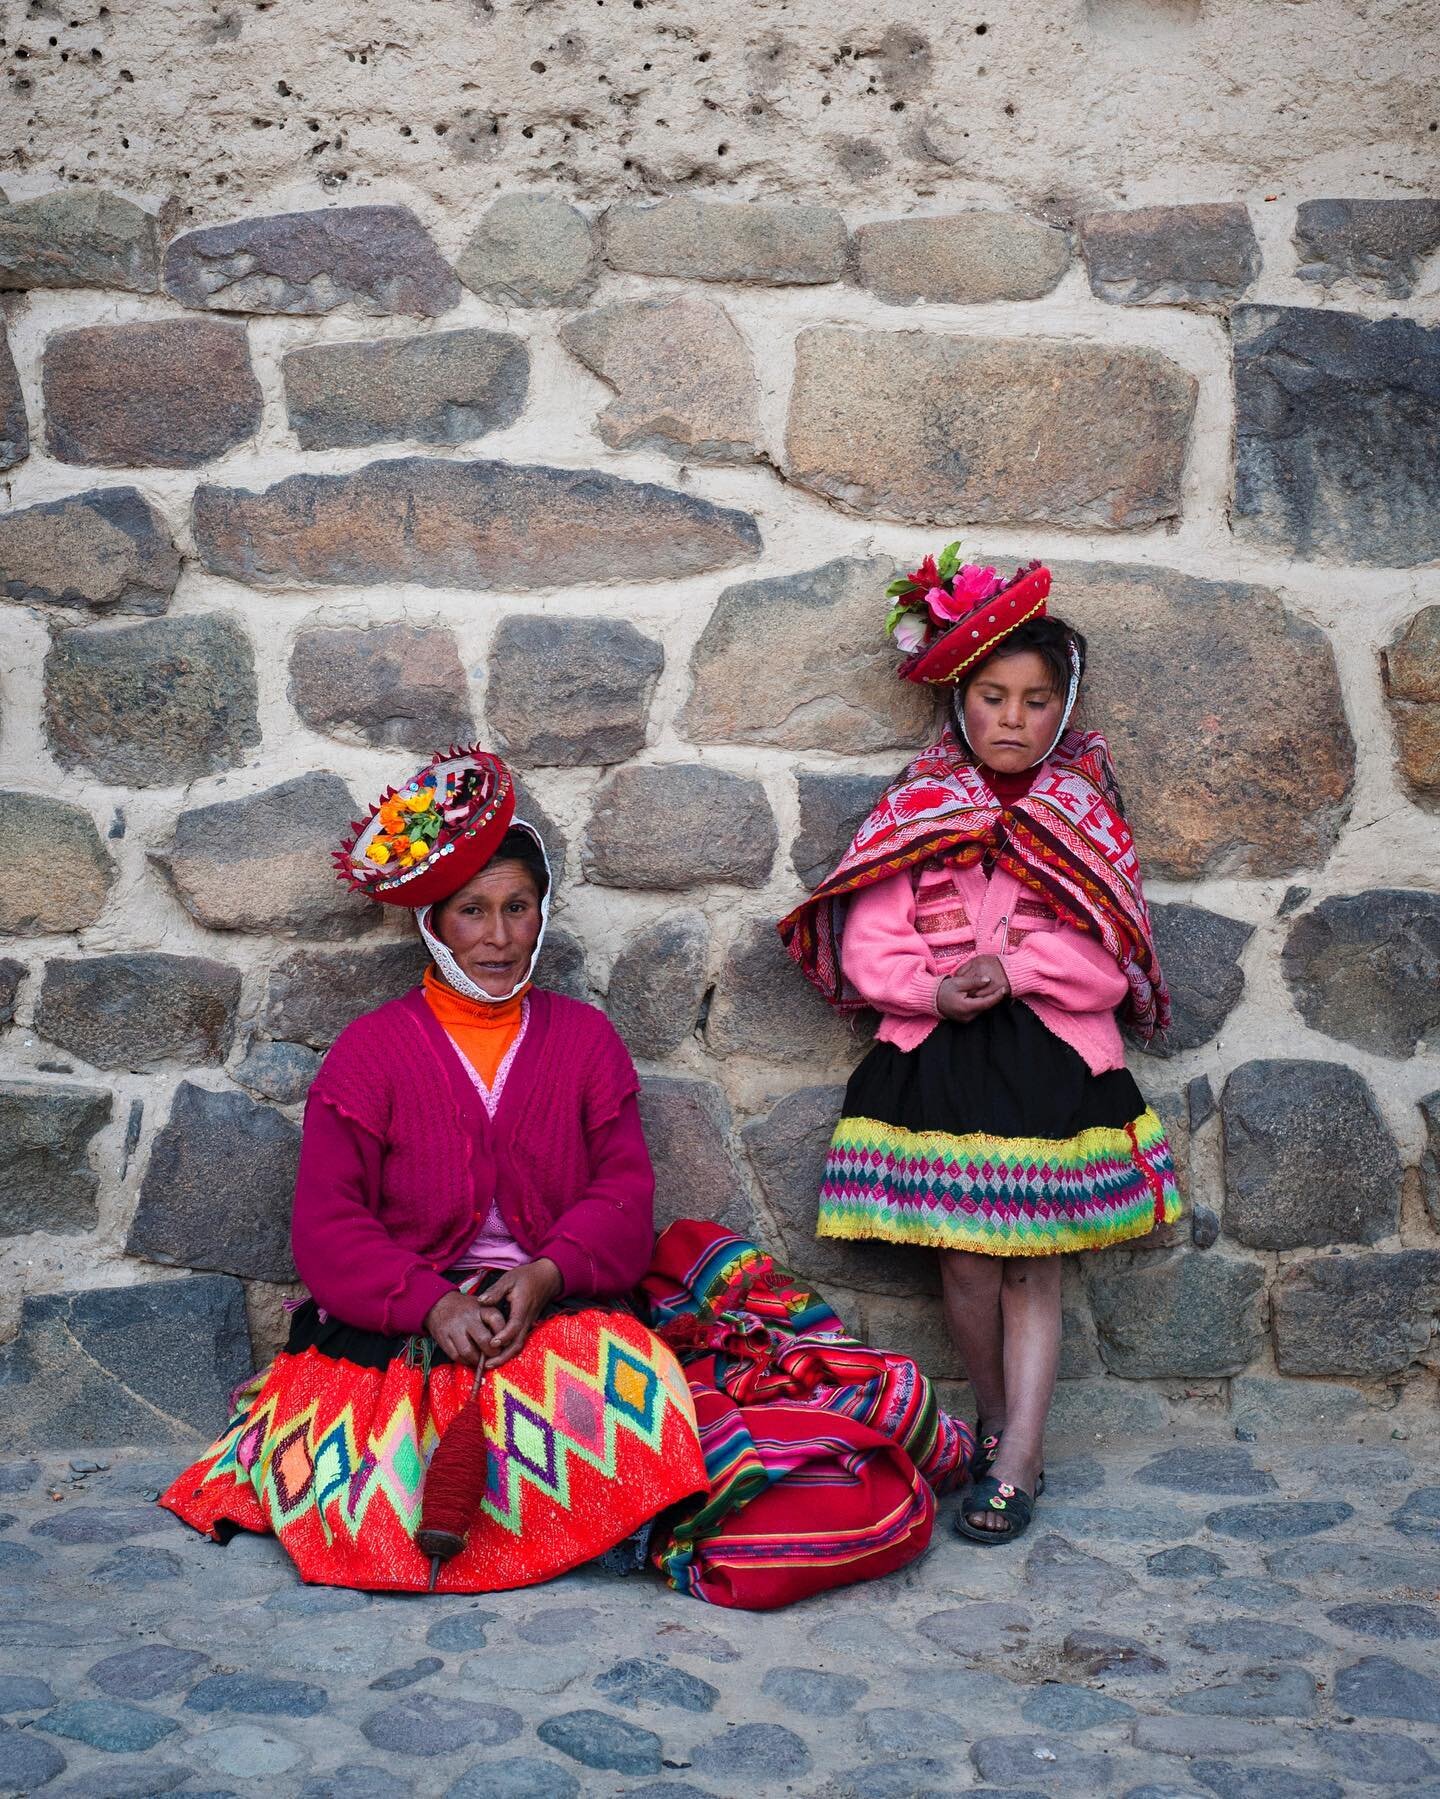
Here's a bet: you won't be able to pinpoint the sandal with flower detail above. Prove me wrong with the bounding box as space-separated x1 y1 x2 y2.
954 1474 1036 1545
970 1429 1044 1497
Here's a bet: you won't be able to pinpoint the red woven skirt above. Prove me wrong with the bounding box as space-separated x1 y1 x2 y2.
159 1307 707 1594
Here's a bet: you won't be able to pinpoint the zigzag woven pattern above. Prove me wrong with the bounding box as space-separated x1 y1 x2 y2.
160 1308 705 1594
819 1106 1181 1255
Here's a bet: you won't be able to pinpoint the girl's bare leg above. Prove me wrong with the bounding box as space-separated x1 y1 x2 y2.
966 1255 1062 1532
938 1249 1006 1440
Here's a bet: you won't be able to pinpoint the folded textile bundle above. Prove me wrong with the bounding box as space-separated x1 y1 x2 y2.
639 1220 974 1610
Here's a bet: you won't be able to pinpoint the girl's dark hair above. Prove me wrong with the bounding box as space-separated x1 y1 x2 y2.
957 613 1087 700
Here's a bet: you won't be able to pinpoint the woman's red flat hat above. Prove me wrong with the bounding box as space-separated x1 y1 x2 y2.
900 565 1052 685
334 746 516 909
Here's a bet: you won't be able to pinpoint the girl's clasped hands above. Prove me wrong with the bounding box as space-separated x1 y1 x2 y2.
937 954 1011 1021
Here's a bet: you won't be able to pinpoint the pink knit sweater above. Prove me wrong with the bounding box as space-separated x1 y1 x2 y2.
292 987 654 1335
840 859 1129 1074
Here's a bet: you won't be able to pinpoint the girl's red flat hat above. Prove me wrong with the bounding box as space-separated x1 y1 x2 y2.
900 565 1052 685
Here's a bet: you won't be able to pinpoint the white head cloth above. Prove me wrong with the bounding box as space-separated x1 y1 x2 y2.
416 818 553 1006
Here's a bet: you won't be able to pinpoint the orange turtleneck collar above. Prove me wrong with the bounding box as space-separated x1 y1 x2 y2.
422 964 530 1088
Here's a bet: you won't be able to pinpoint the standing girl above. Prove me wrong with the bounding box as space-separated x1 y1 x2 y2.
780 548 1180 1544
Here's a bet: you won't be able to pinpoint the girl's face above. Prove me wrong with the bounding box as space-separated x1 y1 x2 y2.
433 860 543 996
961 648 1066 774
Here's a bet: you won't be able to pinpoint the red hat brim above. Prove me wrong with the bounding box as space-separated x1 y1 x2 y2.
335 749 517 908
900 566 1052 684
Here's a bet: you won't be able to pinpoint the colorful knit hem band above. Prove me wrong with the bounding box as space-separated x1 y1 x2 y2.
817 1106 1182 1256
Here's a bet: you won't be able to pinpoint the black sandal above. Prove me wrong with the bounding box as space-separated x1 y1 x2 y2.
970 1428 1044 1497
954 1474 1036 1545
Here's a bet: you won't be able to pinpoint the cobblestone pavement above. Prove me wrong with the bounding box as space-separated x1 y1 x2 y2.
1 1434 1438 1798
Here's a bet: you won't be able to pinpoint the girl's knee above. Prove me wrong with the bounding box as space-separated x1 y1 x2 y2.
1001 1255 1062 1289
939 1249 1001 1290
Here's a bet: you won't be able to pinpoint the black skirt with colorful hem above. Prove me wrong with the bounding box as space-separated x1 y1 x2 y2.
819 1002 1181 1257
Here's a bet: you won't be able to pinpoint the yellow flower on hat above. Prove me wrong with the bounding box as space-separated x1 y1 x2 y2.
366 840 392 865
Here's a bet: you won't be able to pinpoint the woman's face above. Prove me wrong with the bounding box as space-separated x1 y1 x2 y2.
432 859 543 997
960 648 1065 774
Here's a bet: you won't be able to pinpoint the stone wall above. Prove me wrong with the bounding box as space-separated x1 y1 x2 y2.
1 0 1438 1447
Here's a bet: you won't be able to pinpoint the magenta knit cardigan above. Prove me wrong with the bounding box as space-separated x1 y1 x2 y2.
291 987 654 1336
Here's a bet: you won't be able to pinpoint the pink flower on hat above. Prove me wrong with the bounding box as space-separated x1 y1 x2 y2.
926 564 1002 623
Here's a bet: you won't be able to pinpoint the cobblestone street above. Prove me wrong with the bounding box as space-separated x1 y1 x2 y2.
1 1431 1438 1797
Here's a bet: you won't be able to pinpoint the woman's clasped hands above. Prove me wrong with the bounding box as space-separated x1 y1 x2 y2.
937 954 1011 1022
422 1257 564 1369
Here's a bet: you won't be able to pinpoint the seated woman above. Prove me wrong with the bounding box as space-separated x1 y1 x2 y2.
161 748 707 1593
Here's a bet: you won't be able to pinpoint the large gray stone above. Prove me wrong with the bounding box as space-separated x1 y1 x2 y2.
0 190 160 291
1294 198 1440 298
36 954 240 1071
785 327 1196 530
605 913 708 1062
1024 1532 1136 1602
536 1707 661 1775
1080 202 1259 306
1334 1655 1440 1725
163 205 460 315
1283 890 1440 1059
487 616 662 768
705 918 859 1064
194 458 760 590
0 794 113 935
1085 1248 1265 1378
1383 606 1440 807
0 487 181 616
43 319 262 468
1229 1373 1368 1440
0 1080 111 1236
155 772 375 937
1232 304 1440 566
1221 1060 1401 1249
1132 903 1253 1056
1058 561 1354 880
637 1076 755 1236
680 555 934 753
536 926 588 1002
456 193 597 308
44 613 259 787
289 621 473 751
743 1084 938 1297
560 295 760 462
855 211 1070 304
582 765 777 891
1135 1446 1277 1496
0 1273 251 1447
127 1082 301 1282
602 199 846 284
282 328 528 451
0 325 26 470
0 802 112 942
234 1041 322 1106
970 1734 1111 1789
792 771 892 889
859 1293 960 1380
1271 1250 1440 1377
263 938 428 1048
